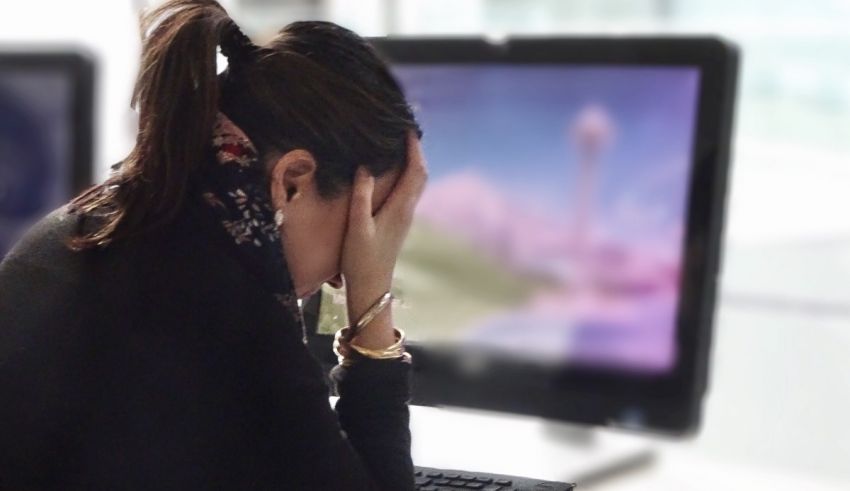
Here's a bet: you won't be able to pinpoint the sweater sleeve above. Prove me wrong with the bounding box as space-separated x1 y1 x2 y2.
273 331 415 491
330 357 415 491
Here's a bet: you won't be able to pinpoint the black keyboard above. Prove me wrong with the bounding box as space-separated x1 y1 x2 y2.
414 465 575 490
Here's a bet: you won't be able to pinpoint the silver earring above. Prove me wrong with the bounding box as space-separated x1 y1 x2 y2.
274 209 285 227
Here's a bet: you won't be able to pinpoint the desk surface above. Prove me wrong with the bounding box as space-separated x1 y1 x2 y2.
329 396 850 491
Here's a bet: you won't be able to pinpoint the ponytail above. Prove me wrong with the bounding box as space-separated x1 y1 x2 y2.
66 0 247 250
66 6 422 251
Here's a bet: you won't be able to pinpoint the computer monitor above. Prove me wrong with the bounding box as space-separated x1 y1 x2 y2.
0 51 95 258
304 37 738 435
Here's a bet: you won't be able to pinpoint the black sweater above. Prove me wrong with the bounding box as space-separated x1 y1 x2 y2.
0 199 415 490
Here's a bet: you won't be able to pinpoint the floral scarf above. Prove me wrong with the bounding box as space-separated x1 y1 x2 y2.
188 111 307 343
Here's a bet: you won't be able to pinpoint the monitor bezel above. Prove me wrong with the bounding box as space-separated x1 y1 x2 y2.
304 36 739 435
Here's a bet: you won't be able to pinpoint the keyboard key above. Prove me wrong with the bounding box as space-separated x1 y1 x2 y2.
464 483 485 489
474 476 493 483
426 472 443 478
461 474 476 480
494 479 512 485
415 470 423 476
481 485 504 491
433 478 451 485
414 476 432 486
450 480 467 486
445 473 460 479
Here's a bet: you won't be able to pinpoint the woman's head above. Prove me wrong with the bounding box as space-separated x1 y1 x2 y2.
67 0 422 297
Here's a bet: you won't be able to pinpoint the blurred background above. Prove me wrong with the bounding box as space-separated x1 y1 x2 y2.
2 1 849 489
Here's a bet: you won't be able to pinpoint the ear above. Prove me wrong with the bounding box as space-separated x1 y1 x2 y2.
270 149 317 208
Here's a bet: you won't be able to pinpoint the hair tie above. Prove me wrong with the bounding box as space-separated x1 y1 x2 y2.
220 22 256 67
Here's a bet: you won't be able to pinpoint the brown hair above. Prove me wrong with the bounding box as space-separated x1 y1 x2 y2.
65 0 421 251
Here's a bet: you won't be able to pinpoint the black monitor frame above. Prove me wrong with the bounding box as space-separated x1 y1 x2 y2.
304 36 739 435
0 50 96 202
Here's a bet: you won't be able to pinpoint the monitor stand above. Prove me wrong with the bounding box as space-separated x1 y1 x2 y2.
403 400 657 485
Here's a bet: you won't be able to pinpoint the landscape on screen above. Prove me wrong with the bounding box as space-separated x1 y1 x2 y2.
319 65 700 373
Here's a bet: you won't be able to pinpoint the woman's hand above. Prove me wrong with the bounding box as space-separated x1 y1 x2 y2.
340 130 428 335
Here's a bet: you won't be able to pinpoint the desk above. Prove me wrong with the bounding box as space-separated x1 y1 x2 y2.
329 396 850 491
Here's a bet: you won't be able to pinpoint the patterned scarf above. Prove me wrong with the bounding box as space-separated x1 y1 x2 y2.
188 111 307 343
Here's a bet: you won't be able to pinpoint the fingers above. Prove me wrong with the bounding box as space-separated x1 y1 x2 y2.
376 130 429 225
349 166 375 226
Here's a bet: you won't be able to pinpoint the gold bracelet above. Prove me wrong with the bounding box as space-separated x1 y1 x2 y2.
333 326 410 365
337 350 412 367
334 326 404 357
350 329 405 358
350 291 394 338
333 337 408 366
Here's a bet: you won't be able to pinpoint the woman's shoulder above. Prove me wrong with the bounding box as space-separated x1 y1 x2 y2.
0 204 86 280
0 197 290 328
0 200 182 294
0 205 102 365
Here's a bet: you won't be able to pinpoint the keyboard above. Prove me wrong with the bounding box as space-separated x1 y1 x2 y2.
414 465 575 490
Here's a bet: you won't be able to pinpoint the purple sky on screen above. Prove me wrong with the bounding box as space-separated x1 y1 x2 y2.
389 64 702 371
394 64 700 253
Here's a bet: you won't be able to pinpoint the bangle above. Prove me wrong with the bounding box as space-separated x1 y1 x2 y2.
333 326 411 366
338 351 412 367
334 326 404 358
350 291 394 338
350 327 405 358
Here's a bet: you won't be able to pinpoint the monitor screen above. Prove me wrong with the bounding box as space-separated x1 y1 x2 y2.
0 63 78 258
316 63 701 376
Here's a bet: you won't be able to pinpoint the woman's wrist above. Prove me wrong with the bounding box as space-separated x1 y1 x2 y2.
344 277 396 350
348 306 396 350
344 275 393 324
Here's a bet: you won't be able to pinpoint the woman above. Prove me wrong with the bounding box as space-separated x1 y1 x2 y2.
0 1 428 489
